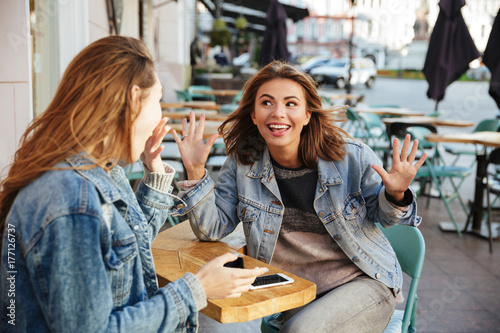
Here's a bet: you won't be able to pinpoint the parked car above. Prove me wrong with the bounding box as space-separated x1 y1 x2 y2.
310 58 377 89
299 55 331 74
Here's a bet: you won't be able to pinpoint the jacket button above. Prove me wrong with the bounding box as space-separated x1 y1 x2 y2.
352 256 360 262
334 235 342 241
318 211 325 218
176 203 184 209
134 225 139 230
375 273 381 279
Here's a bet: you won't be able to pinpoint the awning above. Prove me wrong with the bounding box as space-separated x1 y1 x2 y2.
199 0 309 34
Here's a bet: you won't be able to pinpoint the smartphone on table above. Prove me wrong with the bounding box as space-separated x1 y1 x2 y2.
249 273 294 290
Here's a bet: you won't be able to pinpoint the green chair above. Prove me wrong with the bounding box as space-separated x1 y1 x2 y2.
124 160 144 182
261 224 426 333
444 119 500 166
357 112 391 164
188 85 215 101
378 224 425 333
175 90 192 102
406 124 473 235
342 107 367 139
220 90 243 114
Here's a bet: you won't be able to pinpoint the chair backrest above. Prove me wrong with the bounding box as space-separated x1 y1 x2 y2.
378 224 425 333
358 112 386 136
175 90 192 102
345 107 360 121
232 90 243 104
474 119 500 132
188 85 215 101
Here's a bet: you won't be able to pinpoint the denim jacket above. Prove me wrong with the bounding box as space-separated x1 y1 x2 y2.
0 154 206 333
176 139 421 293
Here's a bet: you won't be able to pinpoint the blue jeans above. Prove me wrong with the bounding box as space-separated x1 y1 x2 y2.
280 276 396 333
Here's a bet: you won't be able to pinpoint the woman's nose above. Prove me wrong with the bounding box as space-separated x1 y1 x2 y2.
273 103 286 117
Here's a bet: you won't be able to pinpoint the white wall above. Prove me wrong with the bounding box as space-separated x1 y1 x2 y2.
155 0 195 102
0 0 33 180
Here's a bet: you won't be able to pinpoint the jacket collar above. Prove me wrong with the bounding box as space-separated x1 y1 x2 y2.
65 154 125 204
247 147 343 187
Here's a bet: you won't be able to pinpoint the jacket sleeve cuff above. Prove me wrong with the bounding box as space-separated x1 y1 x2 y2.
142 162 175 193
183 272 208 311
378 186 413 216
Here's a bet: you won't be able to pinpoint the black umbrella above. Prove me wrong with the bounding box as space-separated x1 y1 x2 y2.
482 9 500 111
422 0 480 109
258 0 290 67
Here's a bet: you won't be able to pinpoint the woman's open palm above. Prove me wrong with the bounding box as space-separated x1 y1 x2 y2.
372 134 427 198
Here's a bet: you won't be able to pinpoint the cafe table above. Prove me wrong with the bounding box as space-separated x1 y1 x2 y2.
168 122 222 140
152 221 316 323
162 110 228 121
356 107 425 117
161 101 221 111
381 116 475 128
425 131 500 237
192 89 240 97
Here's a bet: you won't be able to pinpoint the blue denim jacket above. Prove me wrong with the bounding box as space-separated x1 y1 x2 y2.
1 155 206 333
176 139 421 293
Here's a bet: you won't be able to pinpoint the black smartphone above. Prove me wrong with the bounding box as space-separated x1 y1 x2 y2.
250 273 294 290
223 256 244 269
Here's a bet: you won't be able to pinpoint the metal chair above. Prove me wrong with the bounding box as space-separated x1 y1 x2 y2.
464 147 500 253
175 90 192 102
260 224 426 333
357 112 391 164
406 124 473 235
220 90 243 114
444 119 500 166
188 85 215 101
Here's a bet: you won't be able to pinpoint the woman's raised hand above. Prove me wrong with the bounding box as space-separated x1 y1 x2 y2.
141 117 170 173
172 111 219 180
196 253 269 299
372 134 427 201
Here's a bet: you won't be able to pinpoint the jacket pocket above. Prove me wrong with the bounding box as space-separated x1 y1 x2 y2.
342 194 367 235
103 231 138 309
237 202 260 238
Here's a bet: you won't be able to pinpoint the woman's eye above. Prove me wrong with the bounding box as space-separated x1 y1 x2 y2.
262 100 272 106
287 101 297 107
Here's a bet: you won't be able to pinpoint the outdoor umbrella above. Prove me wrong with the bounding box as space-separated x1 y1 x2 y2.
258 0 290 67
482 9 500 111
422 0 480 109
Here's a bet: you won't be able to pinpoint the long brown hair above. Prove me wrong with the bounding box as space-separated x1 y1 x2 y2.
219 60 349 168
0 36 156 228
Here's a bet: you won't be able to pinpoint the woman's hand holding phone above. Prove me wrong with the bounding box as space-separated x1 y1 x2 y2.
196 253 268 299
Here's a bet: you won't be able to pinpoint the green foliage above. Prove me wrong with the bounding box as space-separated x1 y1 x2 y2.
235 16 248 30
210 19 231 47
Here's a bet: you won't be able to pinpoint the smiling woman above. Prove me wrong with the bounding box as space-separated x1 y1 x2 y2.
172 60 427 333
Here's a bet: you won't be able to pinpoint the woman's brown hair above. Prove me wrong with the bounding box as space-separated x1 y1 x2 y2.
0 36 156 228
219 60 349 168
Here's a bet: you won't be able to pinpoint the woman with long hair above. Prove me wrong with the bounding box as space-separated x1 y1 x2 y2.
173 60 427 332
0 36 266 332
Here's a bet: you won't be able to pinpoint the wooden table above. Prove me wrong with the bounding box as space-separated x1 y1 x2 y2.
168 122 222 140
193 89 240 97
152 222 316 323
382 116 475 127
161 101 221 111
325 93 364 106
163 110 228 121
356 108 425 117
426 132 500 236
